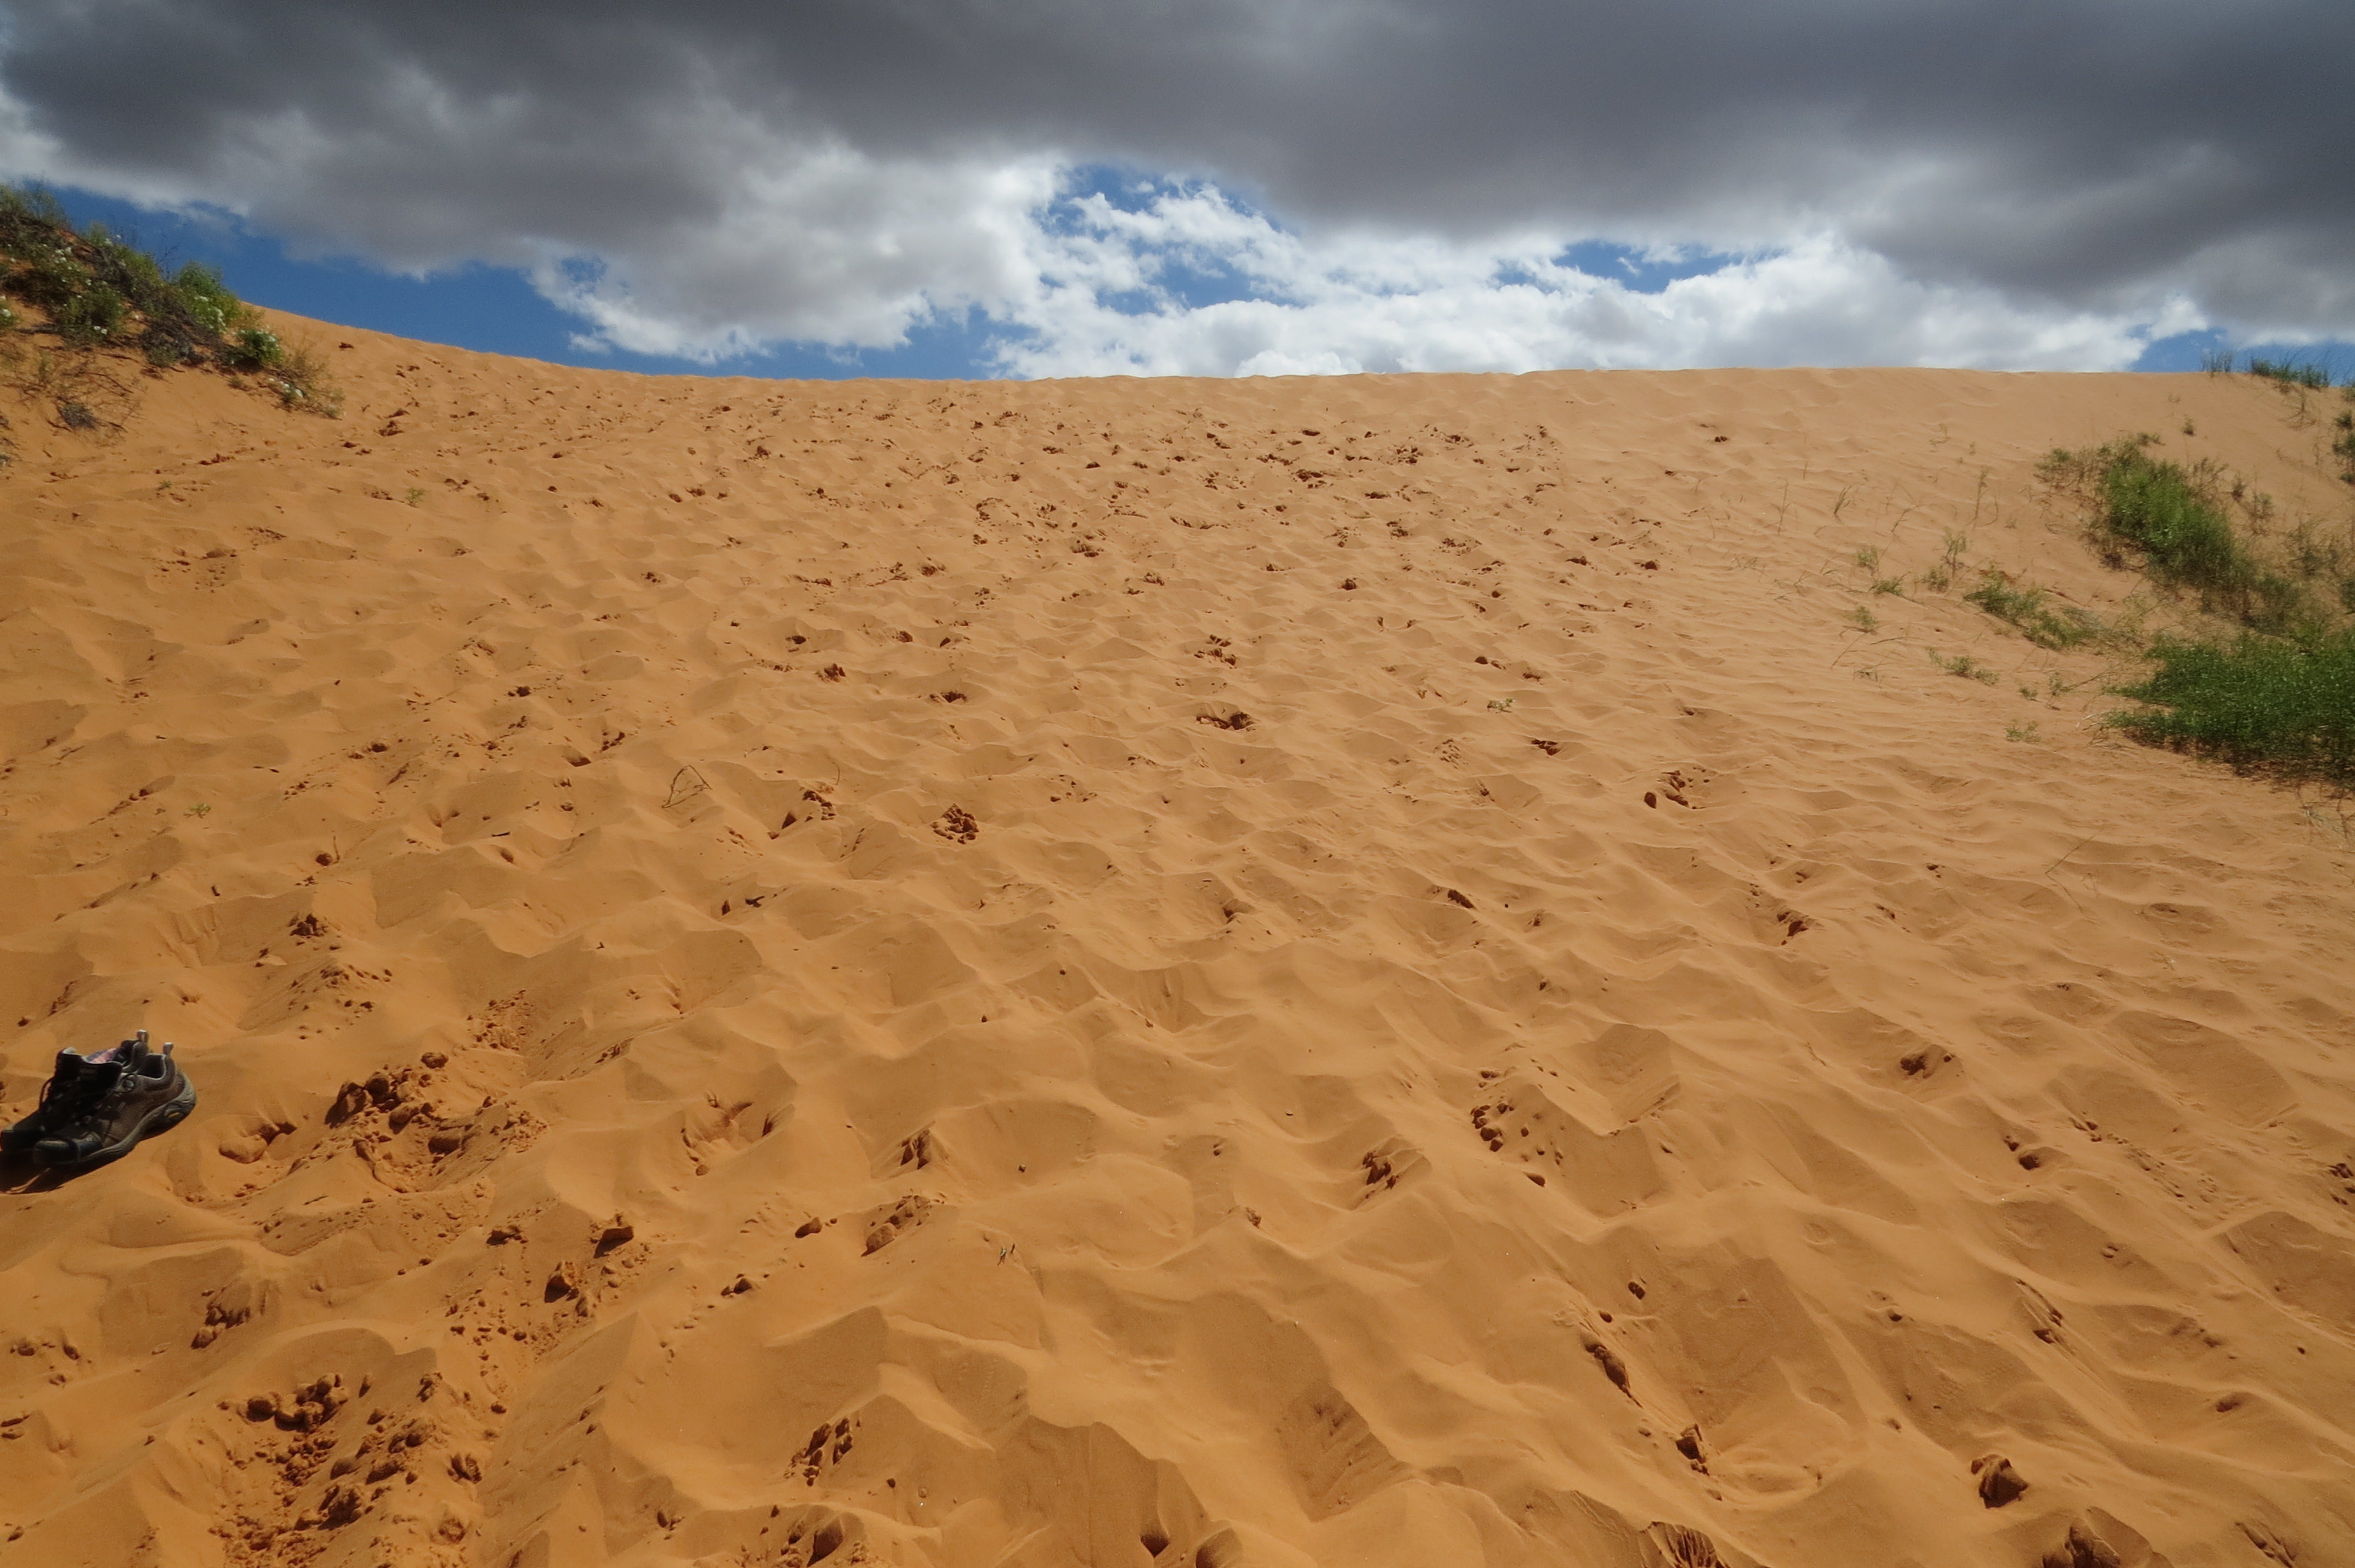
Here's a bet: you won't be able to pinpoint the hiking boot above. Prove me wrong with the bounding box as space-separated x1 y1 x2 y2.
3 1029 196 1172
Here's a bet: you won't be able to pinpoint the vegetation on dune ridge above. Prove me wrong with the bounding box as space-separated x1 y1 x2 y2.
2023 431 2355 791
2201 344 2347 392
2204 345 2355 487
0 182 336 416
2040 437 2316 630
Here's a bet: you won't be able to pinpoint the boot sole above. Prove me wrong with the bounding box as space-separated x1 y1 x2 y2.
41 1081 198 1172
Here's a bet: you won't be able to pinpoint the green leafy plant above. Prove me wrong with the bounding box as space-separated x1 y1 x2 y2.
1850 606 1878 632
2005 720 2042 743
1870 577 1904 596
6 245 94 310
223 327 283 370
52 281 125 345
2108 627 2355 788
1853 545 1880 570
167 261 239 333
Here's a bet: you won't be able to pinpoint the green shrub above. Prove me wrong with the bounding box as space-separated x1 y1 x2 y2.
167 262 241 333
222 326 283 369
8 246 94 309
83 225 168 310
2100 446 2241 583
1965 572 2102 648
0 182 68 242
2109 627 2355 787
52 282 126 344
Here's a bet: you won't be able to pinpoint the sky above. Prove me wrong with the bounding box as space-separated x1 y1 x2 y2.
2 0 2351 381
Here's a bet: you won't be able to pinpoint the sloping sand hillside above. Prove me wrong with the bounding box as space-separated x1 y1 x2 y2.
2 321 2352 1568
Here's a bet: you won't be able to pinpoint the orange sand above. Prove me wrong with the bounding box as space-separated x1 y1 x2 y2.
2 320 2351 1568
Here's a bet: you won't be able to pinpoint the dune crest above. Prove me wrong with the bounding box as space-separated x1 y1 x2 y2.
1 323 2351 1567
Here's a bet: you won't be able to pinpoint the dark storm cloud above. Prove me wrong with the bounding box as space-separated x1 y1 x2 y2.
4 0 2349 335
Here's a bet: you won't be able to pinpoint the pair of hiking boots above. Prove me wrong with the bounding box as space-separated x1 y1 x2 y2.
2 1030 196 1173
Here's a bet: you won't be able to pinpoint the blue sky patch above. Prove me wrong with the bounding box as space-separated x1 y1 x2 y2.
1551 241 1744 295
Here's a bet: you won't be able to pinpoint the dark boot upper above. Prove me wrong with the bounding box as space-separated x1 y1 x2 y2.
4 1033 190 1167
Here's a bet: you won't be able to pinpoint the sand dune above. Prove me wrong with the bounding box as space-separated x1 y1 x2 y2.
1 321 2351 1568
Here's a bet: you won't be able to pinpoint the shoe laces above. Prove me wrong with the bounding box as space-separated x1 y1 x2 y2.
38 1060 121 1119
39 1030 160 1118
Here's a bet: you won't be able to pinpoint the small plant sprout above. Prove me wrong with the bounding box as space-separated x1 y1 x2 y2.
1853 545 1880 570
2006 720 2042 743
1850 606 1878 632
405 487 426 506
1965 571 2102 649
1871 577 1904 596
1935 652 1999 684
185 803 211 818
1487 696 1515 712
2300 803 2355 848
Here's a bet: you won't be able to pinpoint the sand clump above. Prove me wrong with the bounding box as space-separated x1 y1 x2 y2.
1 321 2352 1567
